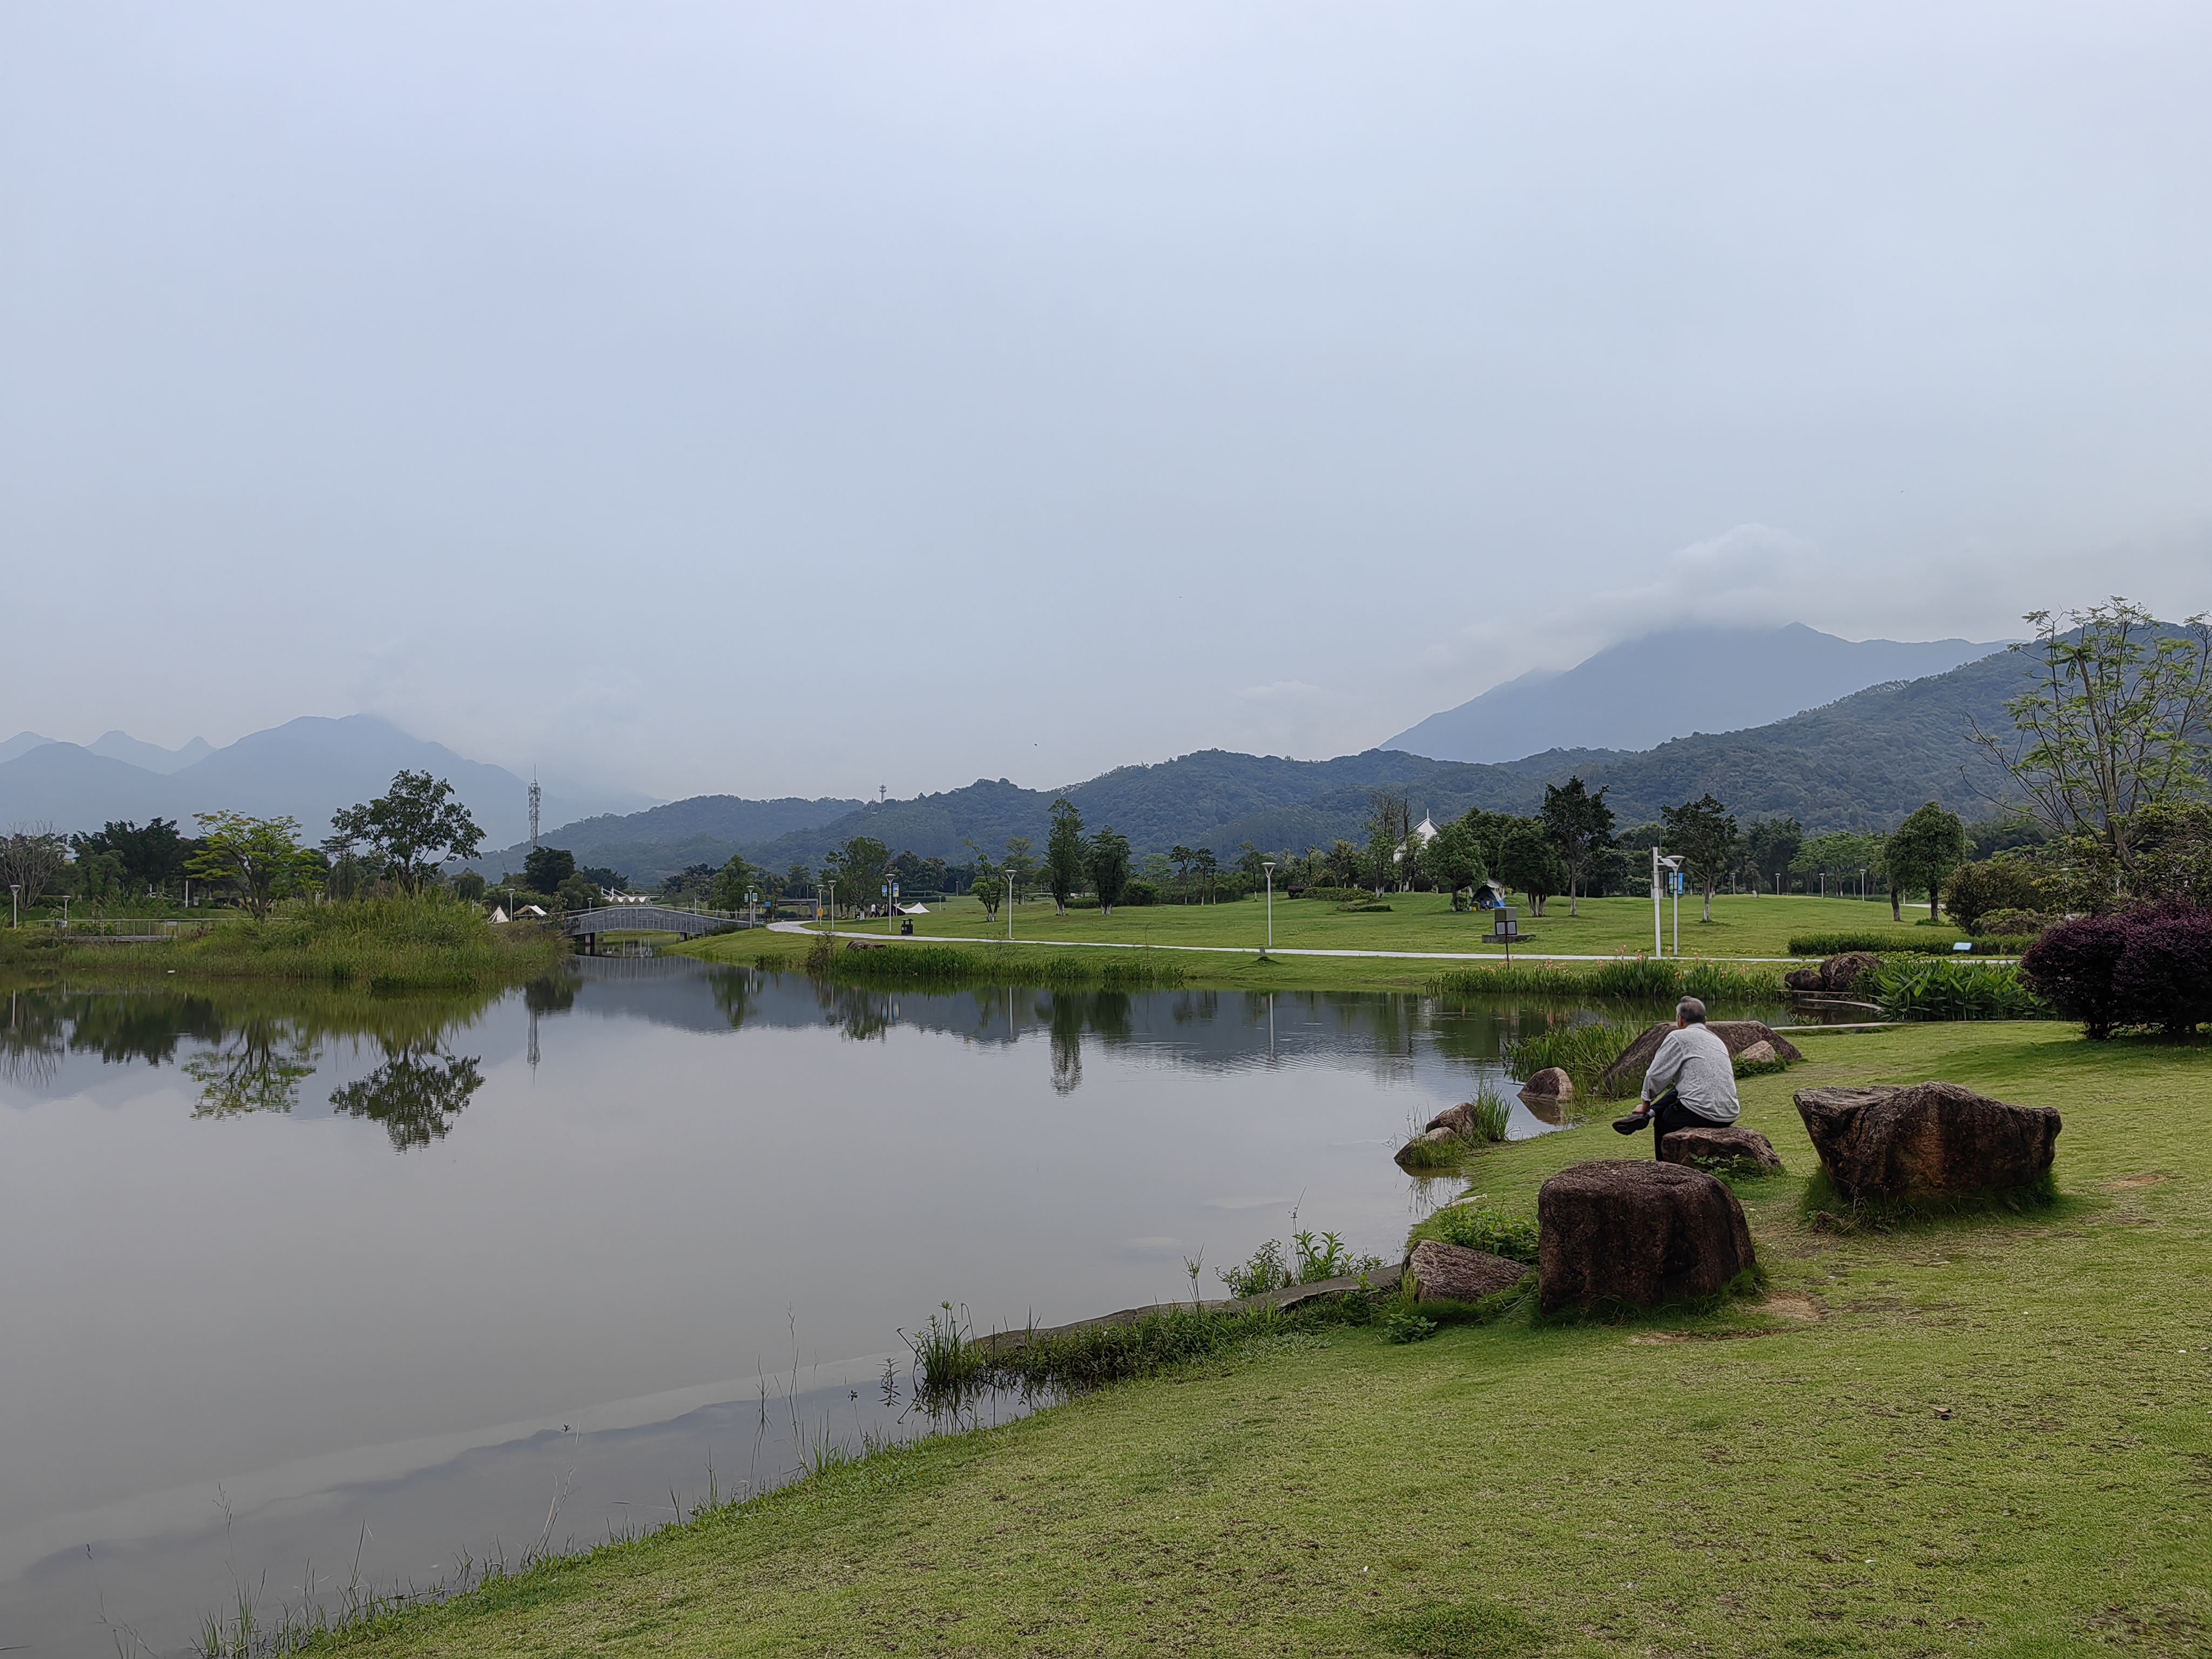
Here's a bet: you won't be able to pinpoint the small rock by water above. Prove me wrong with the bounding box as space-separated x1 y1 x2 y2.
1519 1065 1574 1102
1793 1082 2060 1203
1783 952 1880 995
1408 1240 1528 1304
1536 1160 1757 1314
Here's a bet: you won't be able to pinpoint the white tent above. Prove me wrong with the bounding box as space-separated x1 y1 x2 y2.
897 902 929 915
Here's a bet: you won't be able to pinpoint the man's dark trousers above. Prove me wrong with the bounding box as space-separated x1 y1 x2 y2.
1641 1087 1718 1160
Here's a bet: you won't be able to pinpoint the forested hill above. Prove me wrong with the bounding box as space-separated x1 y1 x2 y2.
500 646 2037 880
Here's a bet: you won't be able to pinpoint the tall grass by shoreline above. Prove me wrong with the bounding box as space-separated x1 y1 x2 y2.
0 898 565 992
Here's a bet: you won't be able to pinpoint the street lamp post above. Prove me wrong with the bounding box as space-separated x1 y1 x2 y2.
1261 860 1276 957
1006 872 1015 942
1651 848 1683 957
8 884 18 930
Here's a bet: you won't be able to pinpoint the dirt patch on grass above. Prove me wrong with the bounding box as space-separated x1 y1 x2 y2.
1759 1292 1824 1321
1623 1292 1824 1344
2106 1172 2173 1190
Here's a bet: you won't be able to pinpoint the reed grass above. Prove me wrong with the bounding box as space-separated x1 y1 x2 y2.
1869 957 2048 1021
2 898 564 990
1428 957 1781 1002
1499 1017 1644 1096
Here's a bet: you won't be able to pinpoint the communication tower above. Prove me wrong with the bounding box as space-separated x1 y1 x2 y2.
529 777 541 848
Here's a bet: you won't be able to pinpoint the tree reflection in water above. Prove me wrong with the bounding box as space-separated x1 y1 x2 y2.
186 1016 319 1118
329 1043 486 1151
1046 991 1132 1096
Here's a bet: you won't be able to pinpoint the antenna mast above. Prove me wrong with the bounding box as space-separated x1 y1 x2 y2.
529 776 541 848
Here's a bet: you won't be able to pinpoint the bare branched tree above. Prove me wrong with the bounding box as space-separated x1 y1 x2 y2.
0 823 69 917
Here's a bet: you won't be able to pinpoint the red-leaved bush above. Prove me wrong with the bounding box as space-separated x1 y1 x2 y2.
2113 911 2212 1037
2022 909 2212 1038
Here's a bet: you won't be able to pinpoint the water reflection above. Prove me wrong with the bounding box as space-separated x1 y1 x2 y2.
331 1042 486 1150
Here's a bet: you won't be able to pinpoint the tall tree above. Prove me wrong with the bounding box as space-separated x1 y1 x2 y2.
189 812 318 920
1539 777 1615 917
823 835 890 918
1884 801 1971 922
1192 847 1219 903
1969 599 2212 887
965 841 1003 922
1661 794 1741 923
0 823 69 916
1046 798 1086 914
709 854 761 912
1425 819 1487 906
326 771 485 896
1495 821 1566 916
523 845 575 895
1001 835 1037 904
1745 817 1805 896
1362 790 1412 893
1088 825 1133 914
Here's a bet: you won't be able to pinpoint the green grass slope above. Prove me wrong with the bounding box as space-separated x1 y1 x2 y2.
319 1022 2210 1657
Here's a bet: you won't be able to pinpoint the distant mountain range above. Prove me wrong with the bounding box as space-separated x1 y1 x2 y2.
0 717 655 849
1385 623 2007 761
481 643 2040 881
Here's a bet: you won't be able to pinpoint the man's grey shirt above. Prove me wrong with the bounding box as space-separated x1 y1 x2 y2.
1640 1024 1741 1123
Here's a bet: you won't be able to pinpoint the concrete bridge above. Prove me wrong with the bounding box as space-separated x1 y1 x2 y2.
562 905 754 954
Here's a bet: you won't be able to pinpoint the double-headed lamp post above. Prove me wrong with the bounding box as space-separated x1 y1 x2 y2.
1651 848 1683 957
1005 872 1015 942
1262 860 1277 958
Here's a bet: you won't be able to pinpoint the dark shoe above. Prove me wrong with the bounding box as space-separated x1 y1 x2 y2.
1612 1109 1651 1135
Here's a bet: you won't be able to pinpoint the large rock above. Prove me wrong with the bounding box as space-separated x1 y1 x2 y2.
1536 1161 1757 1314
1659 1124 1785 1175
1784 952 1880 994
1408 1240 1528 1304
1422 1102 1479 1136
1519 1066 1574 1101
1735 1040 1779 1065
1597 1021 1805 1096
1793 1082 2060 1203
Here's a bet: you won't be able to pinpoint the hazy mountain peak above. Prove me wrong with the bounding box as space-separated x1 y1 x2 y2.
1384 622 2008 763
0 731 58 766
86 730 217 774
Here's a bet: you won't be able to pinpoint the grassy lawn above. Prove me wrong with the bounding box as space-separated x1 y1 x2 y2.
790 891 1948 960
320 1021 2210 1656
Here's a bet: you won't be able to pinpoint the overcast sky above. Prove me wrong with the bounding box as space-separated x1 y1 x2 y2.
4 3 2208 802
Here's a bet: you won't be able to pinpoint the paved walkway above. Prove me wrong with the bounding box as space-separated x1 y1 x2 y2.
765 920 1805 965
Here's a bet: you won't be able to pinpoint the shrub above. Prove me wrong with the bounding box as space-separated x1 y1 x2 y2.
1789 931 1961 956
2020 915 2136 1038
1977 907 2053 939
2112 911 2212 1037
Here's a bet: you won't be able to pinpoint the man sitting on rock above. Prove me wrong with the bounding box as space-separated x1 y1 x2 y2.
1614 996 1739 1157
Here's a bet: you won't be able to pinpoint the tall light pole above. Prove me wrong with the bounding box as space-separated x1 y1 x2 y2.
8 884 17 930
1006 872 1015 942
1651 848 1682 957
1262 860 1276 958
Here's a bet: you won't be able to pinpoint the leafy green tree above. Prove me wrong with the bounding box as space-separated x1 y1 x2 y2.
1046 798 1086 913
1169 845 1195 885
1192 847 1219 903
965 840 1002 922
1970 600 2212 886
1088 825 1133 914
1425 820 1487 906
189 811 319 920
1884 801 1971 922
782 862 812 898
823 836 890 918
1744 817 1805 895
1002 836 1037 904
1497 821 1566 916
1661 794 1740 923
326 771 485 896
71 818 190 896
523 846 575 895
451 870 488 903
1539 776 1615 916
1362 790 1411 893
555 873 602 912
1791 831 1885 898
709 854 761 912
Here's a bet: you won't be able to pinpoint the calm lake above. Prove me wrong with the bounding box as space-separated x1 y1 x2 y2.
1 959 1686 1655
